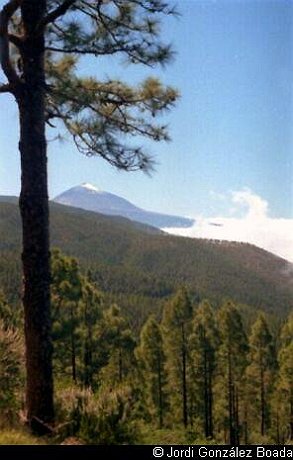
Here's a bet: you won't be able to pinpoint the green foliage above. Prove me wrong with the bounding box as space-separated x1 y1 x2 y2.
4 0 179 171
270 314 293 443
245 314 277 439
79 276 103 388
51 249 103 386
136 315 168 427
0 429 46 445
56 386 139 444
0 320 24 424
43 1 179 171
137 423 218 445
1 200 292 327
215 301 248 444
99 304 136 385
51 249 83 381
162 287 193 427
0 218 292 444
0 290 20 329
0 273 292 444
280 312 293 348
189 300 219 437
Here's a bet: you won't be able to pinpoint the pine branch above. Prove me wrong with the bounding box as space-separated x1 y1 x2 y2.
46 1 174 66
43 1 178 170
45 45 119 55
40 0 76 28
95 6 154 66
0 0 22 85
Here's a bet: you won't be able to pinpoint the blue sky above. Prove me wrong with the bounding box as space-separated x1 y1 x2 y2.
0 0 292 221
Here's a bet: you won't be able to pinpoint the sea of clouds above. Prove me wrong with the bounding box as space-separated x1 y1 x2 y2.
163 189 293 264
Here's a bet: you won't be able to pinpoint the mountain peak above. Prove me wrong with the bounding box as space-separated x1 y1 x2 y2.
80 183 101 192
54 185 195 229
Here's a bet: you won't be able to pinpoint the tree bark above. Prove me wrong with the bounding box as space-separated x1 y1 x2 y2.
17 0 54 431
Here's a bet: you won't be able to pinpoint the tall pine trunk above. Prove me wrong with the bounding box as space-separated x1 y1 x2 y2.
17 0 54 430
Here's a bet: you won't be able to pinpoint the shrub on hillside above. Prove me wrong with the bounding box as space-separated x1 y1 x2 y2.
56 385 139 444
0 321 24 425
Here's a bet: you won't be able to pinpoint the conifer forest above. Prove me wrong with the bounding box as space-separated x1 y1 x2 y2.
0 247 292 445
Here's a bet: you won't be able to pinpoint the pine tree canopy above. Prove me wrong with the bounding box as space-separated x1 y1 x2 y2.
0 0 179 171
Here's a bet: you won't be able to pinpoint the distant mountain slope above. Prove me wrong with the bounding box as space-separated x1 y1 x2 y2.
54 183 194 229
0 198 292 321
0 196 18 204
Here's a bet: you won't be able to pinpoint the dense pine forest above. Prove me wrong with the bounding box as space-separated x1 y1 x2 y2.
1 200 292 324
1 244 292 445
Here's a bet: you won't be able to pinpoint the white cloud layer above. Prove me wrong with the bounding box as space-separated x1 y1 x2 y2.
163 189 293 263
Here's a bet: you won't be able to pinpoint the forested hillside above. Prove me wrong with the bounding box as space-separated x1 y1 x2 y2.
1 258 292 444
0 199 292 327
1 199 292 444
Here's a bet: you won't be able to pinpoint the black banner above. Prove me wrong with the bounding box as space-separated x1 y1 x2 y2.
0 445 292 460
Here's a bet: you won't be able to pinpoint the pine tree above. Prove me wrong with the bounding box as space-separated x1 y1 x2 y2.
280 312 293 348
215 301 248 445
162 287 193 428
52 255 103 388
99 304 136 385
190 300 218 438
274 314 293 442
278 342 293 442
0 0 178 428
136 315 167 428
51 249 82 383
79 275 102 389
246 313 276 439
